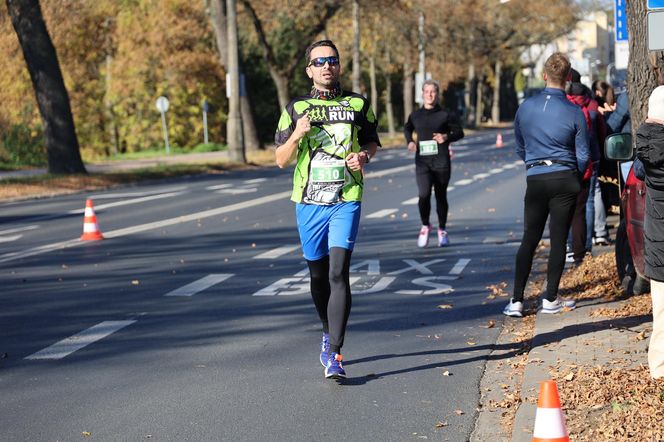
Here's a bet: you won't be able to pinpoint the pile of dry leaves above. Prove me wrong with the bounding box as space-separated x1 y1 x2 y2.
550 252 662 440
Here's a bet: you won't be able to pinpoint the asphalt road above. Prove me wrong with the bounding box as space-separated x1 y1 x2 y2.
0 129 526 442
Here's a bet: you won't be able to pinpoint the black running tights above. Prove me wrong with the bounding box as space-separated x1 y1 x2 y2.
513 172 580 303
416 165 451 228
307 247 352 354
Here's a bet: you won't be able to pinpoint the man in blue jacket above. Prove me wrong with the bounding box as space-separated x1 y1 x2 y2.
503 52 590 317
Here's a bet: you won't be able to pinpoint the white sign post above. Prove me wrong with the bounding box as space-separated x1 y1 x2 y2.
155 96 170 154
202 100 209 145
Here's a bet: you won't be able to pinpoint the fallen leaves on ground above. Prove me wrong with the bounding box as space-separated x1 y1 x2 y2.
557 253 624 302
486 281 509 299
552 365 664 441
590 293 652 319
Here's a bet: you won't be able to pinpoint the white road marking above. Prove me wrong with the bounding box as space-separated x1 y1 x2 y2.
453 179 474 186
365 164 414 178
473 173 490 180
489 168 504 174
0 190 292 264
449 259 471 275
217 188 258 195
448 186 455 192
244 178 267 184
88 187 187 199
396 276 456 295
206 183 233 190
0 225 39 235
353 276 396 294
25 320 136 360
401 197 419 205
366 208 399 219
253 245 300 260
164 274 234 297
0 234 22 243
67 192 184 214
388 259 446 276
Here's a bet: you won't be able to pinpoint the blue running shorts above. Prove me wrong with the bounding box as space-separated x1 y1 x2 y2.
295 202 362 261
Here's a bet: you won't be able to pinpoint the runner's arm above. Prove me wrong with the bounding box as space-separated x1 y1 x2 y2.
275 111 310 168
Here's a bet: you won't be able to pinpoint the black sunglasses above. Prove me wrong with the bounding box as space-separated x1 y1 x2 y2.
308 56 340 68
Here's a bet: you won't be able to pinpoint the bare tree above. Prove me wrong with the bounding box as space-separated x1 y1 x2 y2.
6 0 86 174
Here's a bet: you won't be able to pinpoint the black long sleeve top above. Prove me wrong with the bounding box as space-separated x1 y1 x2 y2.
404 104 464 167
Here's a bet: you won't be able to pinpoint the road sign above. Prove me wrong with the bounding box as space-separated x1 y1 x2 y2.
155 96 170 113
615 0 628 42
649 0 664 9
155 96 170 154
648 11 664 50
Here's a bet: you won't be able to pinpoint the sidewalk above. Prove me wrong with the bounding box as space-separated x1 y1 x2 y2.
472 239 661 441
0 150 230 180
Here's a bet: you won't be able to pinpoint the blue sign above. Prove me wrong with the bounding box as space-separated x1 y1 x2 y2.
649 0 664 9
615 0 628 41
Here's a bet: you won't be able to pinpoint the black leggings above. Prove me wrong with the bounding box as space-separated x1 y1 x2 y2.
416 165 451 228
513 171 580 302
306 247 352 354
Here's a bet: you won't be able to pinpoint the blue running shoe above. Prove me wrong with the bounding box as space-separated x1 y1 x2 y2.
319 333 330 367
325 352 346 379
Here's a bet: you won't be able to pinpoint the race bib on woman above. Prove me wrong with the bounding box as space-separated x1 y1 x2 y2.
419 140 438 156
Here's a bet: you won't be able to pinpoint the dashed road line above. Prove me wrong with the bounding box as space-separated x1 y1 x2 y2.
449 258 471 275
401 197 419 205
25 320 136 360
67 192 184 214
253 245 300 260
164 274 234 297
244 178 267 184
366 208 399 219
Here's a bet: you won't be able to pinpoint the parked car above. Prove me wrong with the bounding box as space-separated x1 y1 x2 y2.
605 133 650 294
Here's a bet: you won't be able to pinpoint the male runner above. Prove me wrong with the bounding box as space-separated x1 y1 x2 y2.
404 80 464 247
274 40 380 379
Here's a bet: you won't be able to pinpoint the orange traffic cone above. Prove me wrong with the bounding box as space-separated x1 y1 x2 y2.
532 380 569 442
80 199 104 241
495 133 504 148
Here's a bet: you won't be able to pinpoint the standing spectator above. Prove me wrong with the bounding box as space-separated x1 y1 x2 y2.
635 85 664 379
404 79 464 248
565 82 600 265
503 52 589 317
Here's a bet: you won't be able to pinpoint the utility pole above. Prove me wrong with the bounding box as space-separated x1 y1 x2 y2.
226 0 245 162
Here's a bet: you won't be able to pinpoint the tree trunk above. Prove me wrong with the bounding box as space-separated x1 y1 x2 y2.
6 0 86 174
385 73 395 136
626 0 664 132
369 55 378 117
352 0 361 93
492 59 502 124
465 63 476 128
475 75 484 126
226 0 245 162
271 70 290 111
403 62 414 122
104 52 118 156
207 0 261 150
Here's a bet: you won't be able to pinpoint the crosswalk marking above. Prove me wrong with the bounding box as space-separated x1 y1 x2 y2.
449 259 471 275
25 320 136 360
164 274 234 297
366 208 398 219
253 245 300 259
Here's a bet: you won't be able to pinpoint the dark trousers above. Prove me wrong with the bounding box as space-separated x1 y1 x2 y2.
307 247 352 354
513 171 580 302
416 164 451 229
570 179 591 261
